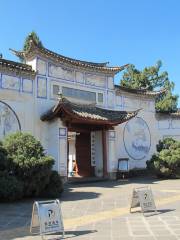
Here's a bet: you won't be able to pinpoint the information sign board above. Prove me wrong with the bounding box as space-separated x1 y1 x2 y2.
118 158 129 172
30 199 65 239
130 186 157 215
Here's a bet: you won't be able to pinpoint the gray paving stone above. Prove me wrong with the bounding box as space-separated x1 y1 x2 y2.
134 237 156 240
172 229 180 234
154 236 178 240
132 230 151 235
169 225 180 229
150 229 172 235
111 237 132 240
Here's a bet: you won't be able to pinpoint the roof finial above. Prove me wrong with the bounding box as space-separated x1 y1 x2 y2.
58 91 65 101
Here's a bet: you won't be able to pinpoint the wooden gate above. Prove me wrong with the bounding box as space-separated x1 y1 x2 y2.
76 132 94 177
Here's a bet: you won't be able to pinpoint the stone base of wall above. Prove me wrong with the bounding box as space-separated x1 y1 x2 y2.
108 172 117 180
61 176 68 183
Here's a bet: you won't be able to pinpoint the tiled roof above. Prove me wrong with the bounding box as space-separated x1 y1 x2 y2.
41 97 139 125
0 58 36 76
115 85 167 97
10 38 129 74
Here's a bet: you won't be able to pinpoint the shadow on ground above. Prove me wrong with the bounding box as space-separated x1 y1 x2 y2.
61 188 101 201
61 176 169 202
65 176 161 189
0 228 97 240
60 230 97 239
130 208 175 217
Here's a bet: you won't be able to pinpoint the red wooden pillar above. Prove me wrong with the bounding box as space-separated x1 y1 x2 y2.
102 129 108 177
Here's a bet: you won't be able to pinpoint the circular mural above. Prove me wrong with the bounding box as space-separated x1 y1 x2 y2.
0 101 21 139
123 117 151 160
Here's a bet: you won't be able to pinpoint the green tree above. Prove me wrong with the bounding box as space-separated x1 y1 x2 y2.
120 61 178 112
23 31 43 51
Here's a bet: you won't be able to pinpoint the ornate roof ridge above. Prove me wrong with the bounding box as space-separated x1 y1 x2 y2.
115 85 167 96
0 57 36 76
10 39 129 73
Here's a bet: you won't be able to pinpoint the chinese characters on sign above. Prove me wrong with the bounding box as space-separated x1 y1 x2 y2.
91 131 96 166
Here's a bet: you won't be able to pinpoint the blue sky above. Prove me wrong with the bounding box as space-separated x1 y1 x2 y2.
0 0 180 103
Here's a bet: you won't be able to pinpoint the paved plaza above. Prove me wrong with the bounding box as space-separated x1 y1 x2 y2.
1 177 180 240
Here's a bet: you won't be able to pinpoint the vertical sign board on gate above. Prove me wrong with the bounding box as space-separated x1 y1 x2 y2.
130 186 157 215
91 131 96 167
30 199 64 238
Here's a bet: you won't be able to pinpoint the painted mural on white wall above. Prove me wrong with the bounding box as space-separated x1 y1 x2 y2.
0 101 20 139
2 75 20 91
123 117 151 160
48 63 74 81
85 73 106 88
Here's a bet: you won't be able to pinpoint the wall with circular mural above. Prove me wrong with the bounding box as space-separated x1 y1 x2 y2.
0 101 21 139
123 117 151 160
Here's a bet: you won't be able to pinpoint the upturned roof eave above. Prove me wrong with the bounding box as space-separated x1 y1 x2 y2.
10 41 129 74
115 85 167 97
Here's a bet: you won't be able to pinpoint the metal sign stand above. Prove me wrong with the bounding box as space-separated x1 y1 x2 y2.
30 199 65 239
130 186 157 216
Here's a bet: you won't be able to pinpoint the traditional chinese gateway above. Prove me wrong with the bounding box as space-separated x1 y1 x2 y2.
0 36 179 180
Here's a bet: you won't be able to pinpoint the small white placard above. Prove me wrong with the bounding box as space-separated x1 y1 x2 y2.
130 186 157 215
30 199 64 237
118 159 129 172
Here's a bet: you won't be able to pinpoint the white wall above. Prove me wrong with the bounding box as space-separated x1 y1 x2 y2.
114 92 159 170
1 53 180 177
156 114 180 141
0 74 35 139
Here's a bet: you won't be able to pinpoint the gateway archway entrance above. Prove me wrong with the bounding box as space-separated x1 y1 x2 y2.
41 96 138 179
68 131 95 178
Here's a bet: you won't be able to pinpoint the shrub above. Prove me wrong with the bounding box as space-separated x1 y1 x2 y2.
40 171 64 198
147 138 180 178
3 132 55 197
0 141 9 171
0 171 23 202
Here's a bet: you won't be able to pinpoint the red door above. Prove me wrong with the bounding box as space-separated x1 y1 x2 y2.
76 132 94 177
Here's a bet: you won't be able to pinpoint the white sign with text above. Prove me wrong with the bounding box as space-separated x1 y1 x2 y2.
30 199 64 238
130 186 157 215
